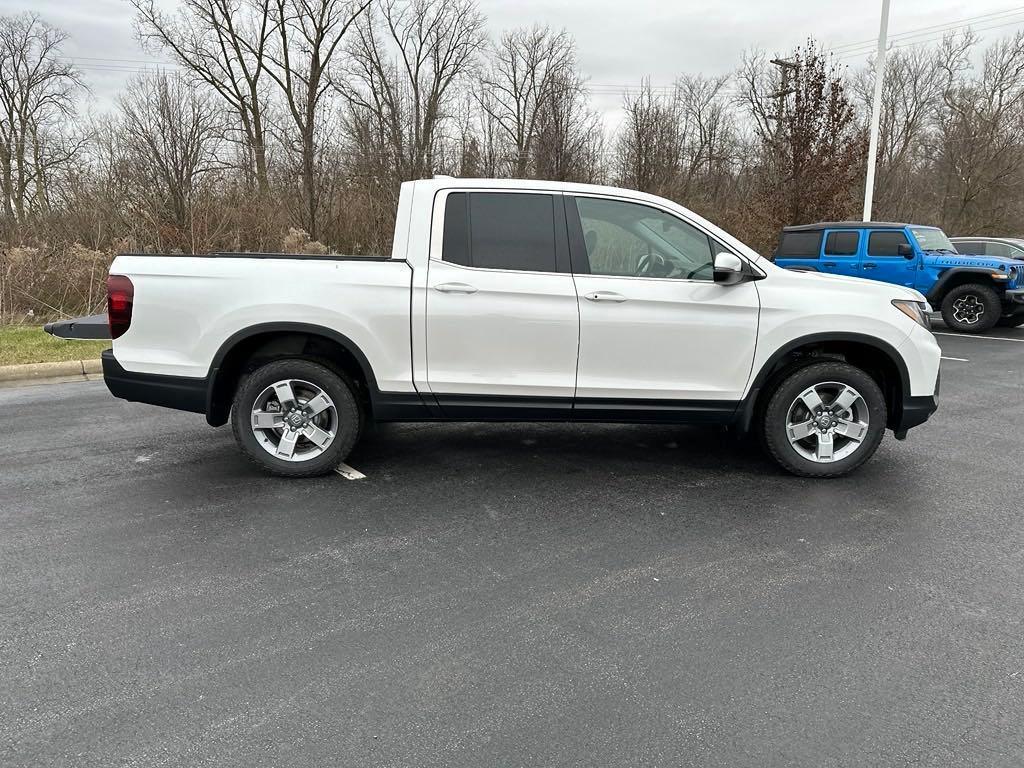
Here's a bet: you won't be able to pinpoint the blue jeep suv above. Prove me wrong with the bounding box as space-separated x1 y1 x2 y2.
773 221 1024 333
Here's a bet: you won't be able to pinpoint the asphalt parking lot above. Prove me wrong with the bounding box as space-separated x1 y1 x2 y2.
3 323 1023 767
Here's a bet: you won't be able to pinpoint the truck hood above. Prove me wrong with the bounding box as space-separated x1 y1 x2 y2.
924 252 1021 270
785 268 926 302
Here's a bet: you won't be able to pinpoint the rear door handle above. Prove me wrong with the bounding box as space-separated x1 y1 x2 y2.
822 261 837 268
583 291 627 303
862 263 876 270
434 282 477 294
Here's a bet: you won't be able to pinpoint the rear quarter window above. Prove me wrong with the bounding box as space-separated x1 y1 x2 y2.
776 231 823 259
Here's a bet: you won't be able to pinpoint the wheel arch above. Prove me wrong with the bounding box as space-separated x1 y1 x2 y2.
927 267 1003 305
205 322 380 427
737 332 911 434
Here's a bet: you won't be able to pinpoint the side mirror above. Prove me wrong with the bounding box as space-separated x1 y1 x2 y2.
713 252 746 285
898 243 915 259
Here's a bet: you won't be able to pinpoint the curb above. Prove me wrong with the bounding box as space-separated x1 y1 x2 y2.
0 359 103 387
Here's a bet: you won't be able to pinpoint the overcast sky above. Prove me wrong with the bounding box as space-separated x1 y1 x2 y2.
7 0 1024 127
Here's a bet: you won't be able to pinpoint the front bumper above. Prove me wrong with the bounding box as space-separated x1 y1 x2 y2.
1003 288 1024 314
893 370 939 439
893 395 938 439
102 350 207 415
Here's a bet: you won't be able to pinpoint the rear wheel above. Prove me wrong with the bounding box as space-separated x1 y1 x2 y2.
940 283 1001 333
231 358 361 477
763 361 887 478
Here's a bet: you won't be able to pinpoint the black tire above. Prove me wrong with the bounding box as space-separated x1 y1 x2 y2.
762 361 887 479
940 283 1001 333
997 314 1024 328
231 358 361 478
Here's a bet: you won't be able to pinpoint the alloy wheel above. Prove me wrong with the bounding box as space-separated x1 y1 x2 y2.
786 381 870 463
250 378 338 462
952 294 985 325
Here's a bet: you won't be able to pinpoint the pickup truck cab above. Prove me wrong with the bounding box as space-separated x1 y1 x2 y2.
66 179 941 478
773 221 1024 332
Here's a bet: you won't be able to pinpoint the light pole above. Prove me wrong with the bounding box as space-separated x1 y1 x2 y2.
863 0 892 222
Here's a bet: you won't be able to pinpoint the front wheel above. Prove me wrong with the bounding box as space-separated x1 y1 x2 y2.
231 358 362 477
940 283 1001 333
762 362 887 478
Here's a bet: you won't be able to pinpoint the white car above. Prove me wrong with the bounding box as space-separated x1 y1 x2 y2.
70 178 941 478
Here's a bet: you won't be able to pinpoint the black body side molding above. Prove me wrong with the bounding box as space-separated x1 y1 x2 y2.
102 350 207 414
733 332 913 434
101 330 934 439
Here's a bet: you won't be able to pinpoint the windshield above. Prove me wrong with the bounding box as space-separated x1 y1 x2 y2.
910 227 957 253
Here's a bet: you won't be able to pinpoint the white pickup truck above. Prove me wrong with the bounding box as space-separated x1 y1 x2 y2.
53 177 941 478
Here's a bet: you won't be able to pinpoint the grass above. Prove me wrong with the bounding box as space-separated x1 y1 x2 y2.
0 325 109 367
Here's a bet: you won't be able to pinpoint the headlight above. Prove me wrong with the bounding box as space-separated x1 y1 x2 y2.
892 299 931 329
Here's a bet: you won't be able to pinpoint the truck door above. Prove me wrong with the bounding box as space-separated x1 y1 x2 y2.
863 229 918 288
821 229 862 277
423 190 580 418
567 195 759 411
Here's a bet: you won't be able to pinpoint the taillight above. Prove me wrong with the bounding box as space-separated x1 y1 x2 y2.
107 275 134 339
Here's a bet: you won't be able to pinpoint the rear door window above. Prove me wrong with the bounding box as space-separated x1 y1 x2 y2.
776 231 822 259
441 191 558 272
824 231 860 256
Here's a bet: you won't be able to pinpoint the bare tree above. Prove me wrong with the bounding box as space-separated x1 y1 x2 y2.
343 0 485 185
529 63 604 182
0 13 82 224
739 41 866 251
852 43 952 221
480 25 574 177
118 71 224 248
132 0 275 197
616 80 683 196
933 30 1024 233
675 74 736 198
262 0 370 238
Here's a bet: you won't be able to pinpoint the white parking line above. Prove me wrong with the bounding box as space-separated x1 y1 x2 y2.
934 332 1024 343
941 356 969 362
335 463 366 480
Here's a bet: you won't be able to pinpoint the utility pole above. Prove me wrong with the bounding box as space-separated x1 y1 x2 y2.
862 0 892 222
769 57 799 136
769 57 798 220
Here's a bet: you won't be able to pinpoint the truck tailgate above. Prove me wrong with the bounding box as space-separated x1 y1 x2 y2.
44 314 111 340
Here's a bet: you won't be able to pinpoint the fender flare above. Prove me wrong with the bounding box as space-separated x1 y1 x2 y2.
204 322 382 426
735 332 911 433
927 267 1001 304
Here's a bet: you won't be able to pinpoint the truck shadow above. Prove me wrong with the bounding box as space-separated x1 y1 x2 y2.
352 421 774 477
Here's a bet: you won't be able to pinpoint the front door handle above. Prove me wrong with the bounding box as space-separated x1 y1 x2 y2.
822 261 837 268
862 262 877 270
434 282 477 294
584 291 627 303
